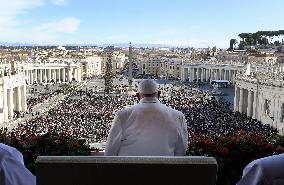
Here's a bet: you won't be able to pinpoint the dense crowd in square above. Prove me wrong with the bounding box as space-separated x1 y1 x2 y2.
11 83 277 144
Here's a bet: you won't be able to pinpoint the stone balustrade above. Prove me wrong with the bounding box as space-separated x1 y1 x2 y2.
36 156 218 185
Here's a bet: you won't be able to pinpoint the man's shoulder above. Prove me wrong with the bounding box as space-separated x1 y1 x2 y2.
163 104 185 117
115 104 138 116
0 143 23 162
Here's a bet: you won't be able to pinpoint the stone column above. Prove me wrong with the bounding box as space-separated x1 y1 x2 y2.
190 68 194 82
27 71 30 84
180 67 184 81
44 69 47 82
16 86 22 112
39 69 43 83
58 69 61 82
27 70 30 84
197 68 200 81
34 69 37 84
74 68 77 81
217 69 219 80
227 70 230 81
61 68 65 82
207 69 210 81
228 69 231 81
21 85 27 112
25 70 27 78
30 70 33 83
48 69 51 82
7 88 14 119
67 67 72 82
3 87 8 121
51 69 54 82
253 91 257 119
55 69 58 82
239 88 244 113
247 90 253 117
234 87 239 111
201 68 204 82
77 67 81 82
53 69 56 82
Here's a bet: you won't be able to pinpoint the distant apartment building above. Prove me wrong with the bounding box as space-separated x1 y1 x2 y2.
101 51 126 75
137 57 181 79
81 56 103 78
216 51 278 66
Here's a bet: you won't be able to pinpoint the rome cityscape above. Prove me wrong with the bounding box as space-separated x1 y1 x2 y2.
1 1 284 185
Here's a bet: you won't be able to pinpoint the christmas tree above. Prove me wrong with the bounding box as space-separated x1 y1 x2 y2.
104 47 114 94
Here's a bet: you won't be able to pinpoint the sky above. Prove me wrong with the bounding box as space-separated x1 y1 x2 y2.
0 0 283 48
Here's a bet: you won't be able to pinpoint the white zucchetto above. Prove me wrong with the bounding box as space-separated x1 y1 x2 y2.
138 79 158 94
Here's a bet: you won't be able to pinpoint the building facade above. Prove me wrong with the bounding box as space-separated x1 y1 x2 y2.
234 72 284 134
0 74 27 123
180 64 243 82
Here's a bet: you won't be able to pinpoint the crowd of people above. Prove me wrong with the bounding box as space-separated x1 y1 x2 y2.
26 83 81 112
11 82 277 145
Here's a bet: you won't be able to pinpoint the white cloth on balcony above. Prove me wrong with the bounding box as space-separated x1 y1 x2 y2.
0 143 36 185
236 153 284 185
105 97 188 156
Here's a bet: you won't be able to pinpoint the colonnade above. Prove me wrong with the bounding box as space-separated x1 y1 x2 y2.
181 65 240 82
234 86 257 119
24 67 81 85
3 84 27 122
234 77 284 134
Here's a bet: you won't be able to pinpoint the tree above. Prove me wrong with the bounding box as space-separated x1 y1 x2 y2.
229 39 237 50
104 47 114 94
239 41 245 50
274 41 280 46
252 33 261 45
238 33 247 42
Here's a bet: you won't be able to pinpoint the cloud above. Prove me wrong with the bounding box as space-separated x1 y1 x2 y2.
52 0 68 6
153 39 228 48
30 17 81 43
35 17 80 33
156 29 186 37
54 17 80 33
0 0 45 30
0 0 80 44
